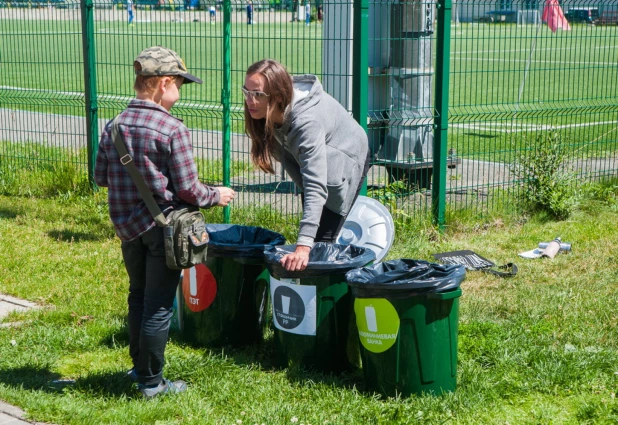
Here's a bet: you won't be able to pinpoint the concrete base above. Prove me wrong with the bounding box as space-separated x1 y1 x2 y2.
0 295 39 322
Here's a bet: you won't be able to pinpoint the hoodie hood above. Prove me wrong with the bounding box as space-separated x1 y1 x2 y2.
281 75 323 134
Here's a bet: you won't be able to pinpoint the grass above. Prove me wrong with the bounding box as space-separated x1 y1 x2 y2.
1 165 618 423
0 141 255 196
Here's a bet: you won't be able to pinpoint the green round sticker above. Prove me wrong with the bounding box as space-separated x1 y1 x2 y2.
354 298 400 353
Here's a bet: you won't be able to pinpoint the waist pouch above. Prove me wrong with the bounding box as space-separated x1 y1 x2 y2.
163 207 209 270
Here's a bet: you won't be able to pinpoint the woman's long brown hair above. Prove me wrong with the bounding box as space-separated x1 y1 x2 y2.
244 59 294 174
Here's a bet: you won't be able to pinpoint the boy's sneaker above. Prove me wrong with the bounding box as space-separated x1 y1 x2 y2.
127 368 138 383
139 379 187 400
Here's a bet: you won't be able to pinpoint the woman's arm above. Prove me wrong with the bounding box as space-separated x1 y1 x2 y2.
280 120 328 271
289 121 329 247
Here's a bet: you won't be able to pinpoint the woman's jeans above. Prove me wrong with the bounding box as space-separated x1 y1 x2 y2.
313 151 372 243
121 226 182 387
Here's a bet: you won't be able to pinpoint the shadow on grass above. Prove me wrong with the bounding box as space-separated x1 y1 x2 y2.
172 333 364 393
464 132 499 139
98 320 363 393
47 229 102 242
235 181 299 194
99 321 130 348
0 365 136 399
0 206 19 219
283 363 365 393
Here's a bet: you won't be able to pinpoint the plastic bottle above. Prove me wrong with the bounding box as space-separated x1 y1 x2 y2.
538 241 571 252
541 237 562 259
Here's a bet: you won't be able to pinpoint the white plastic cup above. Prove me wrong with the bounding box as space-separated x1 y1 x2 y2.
189 266 198 296
365 306 378 332
281 295 291 314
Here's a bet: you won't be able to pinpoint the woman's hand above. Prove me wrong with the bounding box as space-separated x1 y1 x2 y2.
280 245 311 271
216 187 235 206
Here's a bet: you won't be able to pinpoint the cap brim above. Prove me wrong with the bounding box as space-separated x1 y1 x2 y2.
180 72 203 84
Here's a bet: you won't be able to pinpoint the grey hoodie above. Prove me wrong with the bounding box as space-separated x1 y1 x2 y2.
273 75 369 247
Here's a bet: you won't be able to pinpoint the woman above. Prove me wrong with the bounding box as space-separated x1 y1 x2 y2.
243 59 370 271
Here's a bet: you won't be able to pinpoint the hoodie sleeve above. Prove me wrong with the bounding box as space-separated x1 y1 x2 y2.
287 119 328 247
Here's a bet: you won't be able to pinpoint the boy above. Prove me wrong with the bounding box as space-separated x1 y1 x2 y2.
95 46 235 399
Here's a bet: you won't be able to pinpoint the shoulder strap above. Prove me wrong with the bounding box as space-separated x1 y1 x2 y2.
110 118 168 227
481 263 518 278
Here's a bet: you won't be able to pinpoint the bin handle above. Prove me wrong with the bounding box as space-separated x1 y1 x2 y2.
427 288 462 300
255 268 270 286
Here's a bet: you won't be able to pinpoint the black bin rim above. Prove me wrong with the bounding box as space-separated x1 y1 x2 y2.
205 224 286 259
345 258 465 298
265 242 376 279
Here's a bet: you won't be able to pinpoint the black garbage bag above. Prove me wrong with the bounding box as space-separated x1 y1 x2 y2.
205 224 286 258
346 259 465 298
265 242 376 278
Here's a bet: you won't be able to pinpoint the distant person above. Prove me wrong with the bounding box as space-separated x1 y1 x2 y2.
290 0 298 21
95 46 235 399
305 0 310 25
317 3 323 24
209 5 216 23
127 0 134 25
243 59 370 271
246 0 253 24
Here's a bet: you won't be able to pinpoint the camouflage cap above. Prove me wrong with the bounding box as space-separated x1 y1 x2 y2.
134 46 202 84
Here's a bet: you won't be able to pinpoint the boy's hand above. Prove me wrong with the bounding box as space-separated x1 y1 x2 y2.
216 187 236 206
280 245 311 271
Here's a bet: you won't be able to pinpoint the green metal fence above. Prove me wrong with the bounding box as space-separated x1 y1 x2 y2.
1 0 617 227
448 0 618 217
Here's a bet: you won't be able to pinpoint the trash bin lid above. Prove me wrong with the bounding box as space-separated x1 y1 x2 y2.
336 196 394 263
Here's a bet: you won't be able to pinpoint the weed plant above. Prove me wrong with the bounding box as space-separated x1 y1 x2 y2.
509 131 581 219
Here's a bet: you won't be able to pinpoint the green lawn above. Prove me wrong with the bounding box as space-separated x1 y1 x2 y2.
1 184 618 424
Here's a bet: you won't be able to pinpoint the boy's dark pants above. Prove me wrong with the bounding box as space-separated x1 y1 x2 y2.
121 226 181 387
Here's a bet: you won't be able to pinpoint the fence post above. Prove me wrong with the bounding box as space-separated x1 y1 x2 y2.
352 0 369 195
221 0 232 223
432 0 451 228
81 0 98 189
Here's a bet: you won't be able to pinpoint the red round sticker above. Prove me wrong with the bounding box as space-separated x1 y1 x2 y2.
182 264 217 312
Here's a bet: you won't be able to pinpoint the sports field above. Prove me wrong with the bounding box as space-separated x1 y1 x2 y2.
2 12 616 129
447 22 618 169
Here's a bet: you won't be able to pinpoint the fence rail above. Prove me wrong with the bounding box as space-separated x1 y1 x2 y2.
1 0 618 226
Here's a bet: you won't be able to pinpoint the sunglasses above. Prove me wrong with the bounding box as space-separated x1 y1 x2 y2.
241 86 270 101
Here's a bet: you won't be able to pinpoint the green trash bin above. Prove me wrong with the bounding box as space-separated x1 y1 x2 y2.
180 224 285 347
346 259 465 397
264 243 376 373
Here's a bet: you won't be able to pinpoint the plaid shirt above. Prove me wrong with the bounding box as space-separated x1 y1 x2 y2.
95 99 220 241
